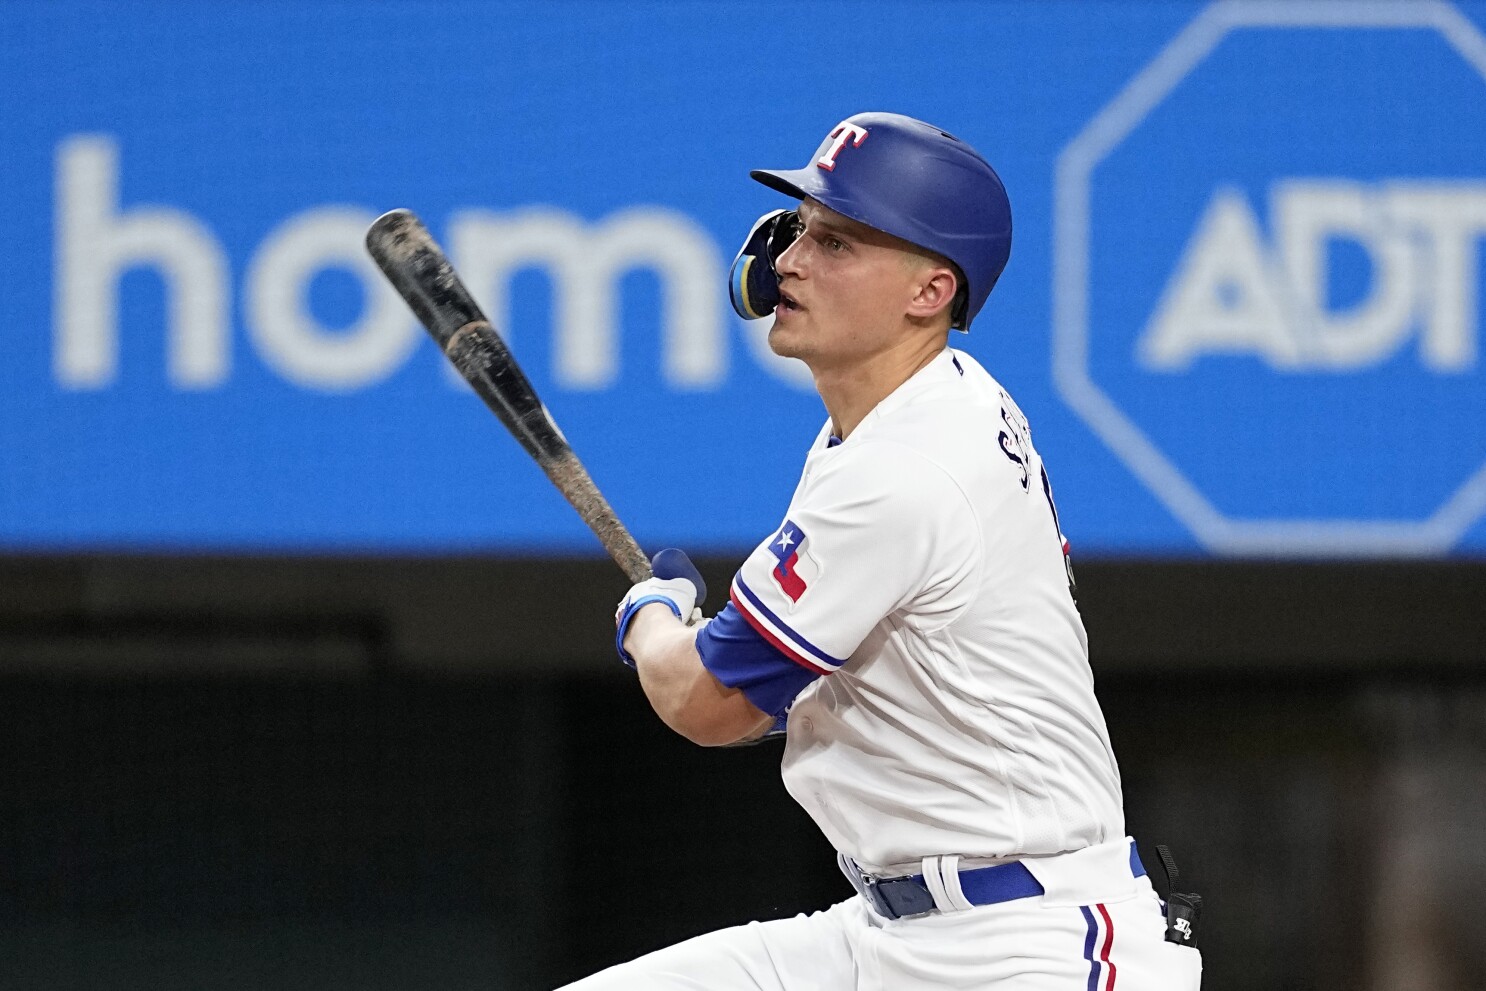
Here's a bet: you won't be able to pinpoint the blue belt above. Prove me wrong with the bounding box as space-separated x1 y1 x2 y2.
840 842 1147 920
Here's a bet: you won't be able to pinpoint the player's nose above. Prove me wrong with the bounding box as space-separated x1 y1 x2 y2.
773 233 807 279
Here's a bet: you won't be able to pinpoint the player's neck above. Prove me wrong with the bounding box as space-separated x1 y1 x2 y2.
814 333 947 441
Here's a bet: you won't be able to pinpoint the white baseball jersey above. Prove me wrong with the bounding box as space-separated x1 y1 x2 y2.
728 347 1124 874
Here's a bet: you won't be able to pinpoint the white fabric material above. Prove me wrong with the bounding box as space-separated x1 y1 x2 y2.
731 348 1124 874
616 576 700 625
557 865 1203 990
1021 835 1142 908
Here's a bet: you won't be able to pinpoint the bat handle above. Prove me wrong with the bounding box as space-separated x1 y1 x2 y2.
542 451 652 583
593 513 652 585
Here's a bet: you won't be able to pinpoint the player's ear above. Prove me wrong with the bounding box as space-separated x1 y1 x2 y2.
905 264 959 324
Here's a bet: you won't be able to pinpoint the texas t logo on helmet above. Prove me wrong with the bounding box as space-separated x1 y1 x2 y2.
815 121 868 171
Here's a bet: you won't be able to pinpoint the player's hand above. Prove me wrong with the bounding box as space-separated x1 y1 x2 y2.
614 548 708 668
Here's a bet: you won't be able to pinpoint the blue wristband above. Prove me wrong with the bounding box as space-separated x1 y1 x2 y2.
615 594 683 668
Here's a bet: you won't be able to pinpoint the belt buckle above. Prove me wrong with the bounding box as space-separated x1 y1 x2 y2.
857 871 897 919
862 870 936 920
841 857 899 919
840 855 936 920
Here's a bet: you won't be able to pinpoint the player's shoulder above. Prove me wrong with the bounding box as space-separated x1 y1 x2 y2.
813 430 968 506
935 349 1024 416
856 349 1048 497
870 350 1025 445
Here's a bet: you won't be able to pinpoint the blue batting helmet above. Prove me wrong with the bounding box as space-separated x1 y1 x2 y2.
751 112 1012 330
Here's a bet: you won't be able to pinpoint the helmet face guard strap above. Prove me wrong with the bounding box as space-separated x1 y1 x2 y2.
749 113 1013 331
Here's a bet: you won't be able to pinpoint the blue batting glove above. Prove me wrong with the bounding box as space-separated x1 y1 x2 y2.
614 549 708 668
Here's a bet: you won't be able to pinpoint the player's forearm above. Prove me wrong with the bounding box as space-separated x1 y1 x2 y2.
626 605 772 746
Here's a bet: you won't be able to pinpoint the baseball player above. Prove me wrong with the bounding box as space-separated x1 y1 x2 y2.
571 113 1203 990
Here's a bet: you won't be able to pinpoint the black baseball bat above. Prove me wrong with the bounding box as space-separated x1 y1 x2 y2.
364 208 651 583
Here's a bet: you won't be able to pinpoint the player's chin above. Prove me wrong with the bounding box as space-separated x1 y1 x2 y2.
766 320 807 360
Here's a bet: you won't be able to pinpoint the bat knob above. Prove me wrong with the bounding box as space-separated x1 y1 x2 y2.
650 548 707 607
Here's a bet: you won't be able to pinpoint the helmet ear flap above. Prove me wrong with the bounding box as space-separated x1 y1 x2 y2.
729 209 795 321
948 263 970 331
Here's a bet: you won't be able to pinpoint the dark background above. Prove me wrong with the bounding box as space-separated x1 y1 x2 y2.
2 555 1484 990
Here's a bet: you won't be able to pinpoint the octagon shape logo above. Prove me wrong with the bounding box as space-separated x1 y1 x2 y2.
1054 0 1486 555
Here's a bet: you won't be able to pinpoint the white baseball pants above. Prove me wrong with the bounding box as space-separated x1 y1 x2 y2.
557 839 1202 991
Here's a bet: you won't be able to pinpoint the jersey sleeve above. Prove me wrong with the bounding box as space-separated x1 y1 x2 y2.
728 441 979 675
695 603 821 717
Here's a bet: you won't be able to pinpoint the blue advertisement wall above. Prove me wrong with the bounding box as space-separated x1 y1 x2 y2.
3 0 1485 557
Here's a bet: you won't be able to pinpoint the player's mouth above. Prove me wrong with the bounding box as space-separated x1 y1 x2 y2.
776 290 803 317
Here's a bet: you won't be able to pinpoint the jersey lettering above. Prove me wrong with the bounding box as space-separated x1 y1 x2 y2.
816 122 868 171
997 395 1032 491
1041 465 1078 603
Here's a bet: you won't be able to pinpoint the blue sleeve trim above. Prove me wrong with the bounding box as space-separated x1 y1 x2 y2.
696 602 821 717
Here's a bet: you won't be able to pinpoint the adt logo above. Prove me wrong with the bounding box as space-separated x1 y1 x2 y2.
1055 0 1486 555
1141 181 1486 374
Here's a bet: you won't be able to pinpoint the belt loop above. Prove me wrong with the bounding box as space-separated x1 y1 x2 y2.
919 856 953 912
921 855 976 912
